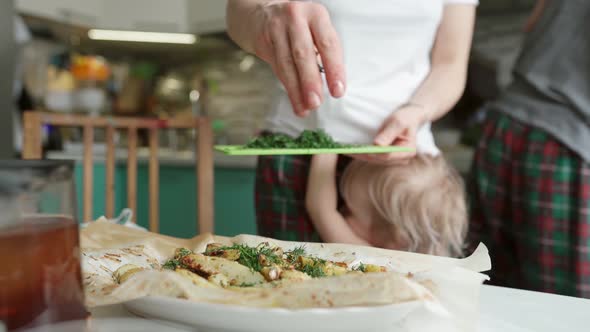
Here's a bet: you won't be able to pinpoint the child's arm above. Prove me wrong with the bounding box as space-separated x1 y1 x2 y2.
305 154 371 246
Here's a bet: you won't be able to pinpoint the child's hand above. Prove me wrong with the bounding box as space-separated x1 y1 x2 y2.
353 104 421 165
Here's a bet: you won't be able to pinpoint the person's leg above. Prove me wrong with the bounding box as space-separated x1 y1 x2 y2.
468 111 522 288
469 111 590 298
254 154 352 242
514 126 590 298
254 154 320 242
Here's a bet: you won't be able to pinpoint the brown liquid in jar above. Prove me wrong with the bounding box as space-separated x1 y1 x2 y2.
0 216 88 330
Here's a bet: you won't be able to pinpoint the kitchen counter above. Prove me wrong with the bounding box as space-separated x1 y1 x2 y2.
48 139 473 175
47 148 258 169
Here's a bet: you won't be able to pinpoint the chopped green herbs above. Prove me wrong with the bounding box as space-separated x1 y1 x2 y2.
201 242 385 279
286 245 307 257
238 282 259 288
163 259 181 270
163 248 193 270
206 243 282 273
245 130 350 149
300 258 327 278
353 263 367 272
285 245 307 265
177 248 192 258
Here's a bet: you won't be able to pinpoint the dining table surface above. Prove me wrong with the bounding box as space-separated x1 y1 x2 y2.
14 284 589 332
73 284 589 332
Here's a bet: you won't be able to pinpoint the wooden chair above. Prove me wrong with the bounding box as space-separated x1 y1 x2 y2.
21 111 214 235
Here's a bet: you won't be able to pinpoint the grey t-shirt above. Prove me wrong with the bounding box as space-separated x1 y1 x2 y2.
490 0 590 162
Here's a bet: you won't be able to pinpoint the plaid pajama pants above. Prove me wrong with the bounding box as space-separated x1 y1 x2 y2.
468 111 590 298
255 154 351 242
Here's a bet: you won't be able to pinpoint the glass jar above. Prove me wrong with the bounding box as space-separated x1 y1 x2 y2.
0 160 87 331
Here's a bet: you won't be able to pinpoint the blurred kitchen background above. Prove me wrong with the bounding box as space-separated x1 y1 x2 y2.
1 0 536 236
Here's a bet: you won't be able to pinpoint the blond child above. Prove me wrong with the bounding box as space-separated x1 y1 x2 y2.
305 154 467 257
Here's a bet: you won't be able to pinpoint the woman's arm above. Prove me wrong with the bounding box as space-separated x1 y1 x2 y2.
305 154 370 246
367 4 477 163
403 4 477 123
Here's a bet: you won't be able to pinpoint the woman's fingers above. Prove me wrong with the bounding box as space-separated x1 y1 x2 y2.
359 115 418 164
269 21 307 116
374 120 404 146
288 12 323 111
254 2 345 116
310 8 346 98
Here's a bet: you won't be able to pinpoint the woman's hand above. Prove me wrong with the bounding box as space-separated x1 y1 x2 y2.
351 104 423 165
227 0 346 117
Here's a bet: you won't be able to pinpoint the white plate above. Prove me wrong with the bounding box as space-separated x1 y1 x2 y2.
18 317 196 332
124 296 423 332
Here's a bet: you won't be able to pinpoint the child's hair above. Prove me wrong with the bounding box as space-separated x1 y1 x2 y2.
340 155 467 257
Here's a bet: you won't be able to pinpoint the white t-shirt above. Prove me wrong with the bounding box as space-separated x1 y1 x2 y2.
266 0 478 155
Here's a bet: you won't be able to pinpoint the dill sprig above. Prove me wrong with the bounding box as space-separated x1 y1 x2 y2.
352 263 366 272
163 259 180 270
300 257 327 278
286 245 306 257
285 245 306 265
163 248 193 270
238 281 261 288
206 243 281 272
177 248 192 258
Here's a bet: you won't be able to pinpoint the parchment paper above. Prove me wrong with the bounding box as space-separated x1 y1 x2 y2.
80 218 492 332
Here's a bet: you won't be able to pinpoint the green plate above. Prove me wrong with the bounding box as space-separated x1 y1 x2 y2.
215 145 414 156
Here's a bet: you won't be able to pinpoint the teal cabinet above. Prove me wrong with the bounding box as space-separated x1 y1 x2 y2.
74 163 257 237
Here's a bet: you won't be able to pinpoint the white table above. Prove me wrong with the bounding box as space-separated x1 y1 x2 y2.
478 285 589 332
61 285 590 332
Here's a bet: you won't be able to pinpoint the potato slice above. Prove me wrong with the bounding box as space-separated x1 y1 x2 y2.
174 268 219 288
218 249 240 261
322 262 348 276
205 243 224 252
363 264 387 273
113 264 144 284
280 269 311 281
208 273 232 287
181 253 265 285
204 244 241 261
